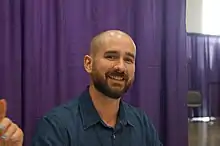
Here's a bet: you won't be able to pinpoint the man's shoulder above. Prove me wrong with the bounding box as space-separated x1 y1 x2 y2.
122 101 150 123
122 101 140 113
32 98 82 145
123 101 161 145
42 97 80 124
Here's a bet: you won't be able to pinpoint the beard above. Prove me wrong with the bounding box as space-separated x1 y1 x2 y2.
90 66 133 99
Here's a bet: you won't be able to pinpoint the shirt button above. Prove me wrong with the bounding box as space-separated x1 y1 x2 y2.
113 134 116 139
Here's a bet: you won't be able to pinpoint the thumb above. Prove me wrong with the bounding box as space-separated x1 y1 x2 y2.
0 99 6 120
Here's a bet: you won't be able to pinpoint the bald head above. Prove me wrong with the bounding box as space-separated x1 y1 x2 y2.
89 30 136 57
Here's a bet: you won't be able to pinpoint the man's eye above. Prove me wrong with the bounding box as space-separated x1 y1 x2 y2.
124 58 134 64
105 56 117 59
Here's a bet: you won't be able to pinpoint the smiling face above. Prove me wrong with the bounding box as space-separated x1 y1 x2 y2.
84 30 136 99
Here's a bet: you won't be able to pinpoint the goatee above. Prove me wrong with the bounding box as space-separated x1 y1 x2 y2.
91 69 132 99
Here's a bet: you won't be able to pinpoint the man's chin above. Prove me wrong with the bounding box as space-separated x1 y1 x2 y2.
104 88 125 99
107 80 125 89
105 93 122 100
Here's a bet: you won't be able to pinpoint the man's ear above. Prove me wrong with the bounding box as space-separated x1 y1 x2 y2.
84 55 93 73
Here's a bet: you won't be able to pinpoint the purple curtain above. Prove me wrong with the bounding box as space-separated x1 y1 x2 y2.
187 34 220 118
0 0 187 146
0 0 23 128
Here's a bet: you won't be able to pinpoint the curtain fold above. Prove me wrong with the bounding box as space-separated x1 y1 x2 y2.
187 34 220 118
0 0 23 127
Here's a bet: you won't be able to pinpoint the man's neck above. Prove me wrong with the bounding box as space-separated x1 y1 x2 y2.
89 85 120 127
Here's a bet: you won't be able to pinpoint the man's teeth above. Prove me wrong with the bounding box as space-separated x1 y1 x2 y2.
110 76 124 80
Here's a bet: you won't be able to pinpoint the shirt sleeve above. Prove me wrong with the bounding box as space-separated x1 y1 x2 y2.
31 115 68 146
143 113 163 146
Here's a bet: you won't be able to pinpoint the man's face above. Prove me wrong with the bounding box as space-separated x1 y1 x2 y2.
85 35 136 99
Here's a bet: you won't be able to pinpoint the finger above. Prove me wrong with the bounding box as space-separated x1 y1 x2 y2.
11 127 23 143
1 123 17 141
0 141 7 146
0 99 7 120
0 118 11 133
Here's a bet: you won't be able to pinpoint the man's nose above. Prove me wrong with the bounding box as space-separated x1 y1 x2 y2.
114 59 126 72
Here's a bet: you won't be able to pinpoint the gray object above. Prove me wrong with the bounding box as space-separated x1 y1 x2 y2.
187 91 202 121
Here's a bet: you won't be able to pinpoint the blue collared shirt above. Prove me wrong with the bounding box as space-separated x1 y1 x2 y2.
32 88 162 146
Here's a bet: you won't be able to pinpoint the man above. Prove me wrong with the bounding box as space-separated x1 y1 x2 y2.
0 99 23 146
32 30 162 146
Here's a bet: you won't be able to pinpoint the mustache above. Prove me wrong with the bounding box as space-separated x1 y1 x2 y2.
106 70 128 80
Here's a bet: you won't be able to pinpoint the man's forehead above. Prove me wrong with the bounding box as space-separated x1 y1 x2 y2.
99 39 135 54
90 30 136 56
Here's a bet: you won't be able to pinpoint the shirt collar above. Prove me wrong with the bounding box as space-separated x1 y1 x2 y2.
79 87 134 129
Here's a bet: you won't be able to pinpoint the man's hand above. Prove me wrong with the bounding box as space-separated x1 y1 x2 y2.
0 99 23 146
